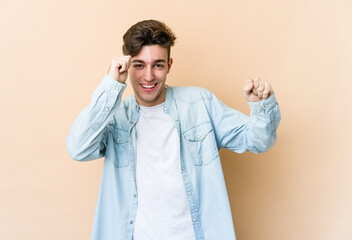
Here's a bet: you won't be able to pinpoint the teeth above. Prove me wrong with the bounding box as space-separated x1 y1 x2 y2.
142 84 156 89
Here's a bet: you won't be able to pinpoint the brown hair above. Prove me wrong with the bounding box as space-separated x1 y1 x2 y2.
122 20 176 59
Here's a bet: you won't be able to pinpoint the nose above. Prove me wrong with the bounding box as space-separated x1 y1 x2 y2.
144 66 154 82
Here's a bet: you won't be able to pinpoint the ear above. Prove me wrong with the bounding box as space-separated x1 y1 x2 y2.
167 58 173 73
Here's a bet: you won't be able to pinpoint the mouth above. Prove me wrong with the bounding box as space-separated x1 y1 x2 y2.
140 83 157 92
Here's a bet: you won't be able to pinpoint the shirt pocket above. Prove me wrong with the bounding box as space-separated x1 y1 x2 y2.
183 122 219 166
106 128 131 168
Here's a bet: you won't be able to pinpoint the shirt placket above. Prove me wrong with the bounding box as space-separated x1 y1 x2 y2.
165 94 205 240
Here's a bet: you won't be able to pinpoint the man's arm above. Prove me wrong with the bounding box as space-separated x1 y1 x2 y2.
206 78 281 153
66 56 131 161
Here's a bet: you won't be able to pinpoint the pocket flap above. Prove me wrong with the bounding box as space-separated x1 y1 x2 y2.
113 128 129 144
184 122 213 142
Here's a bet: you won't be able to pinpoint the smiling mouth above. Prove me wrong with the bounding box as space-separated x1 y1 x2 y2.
141 83 157 90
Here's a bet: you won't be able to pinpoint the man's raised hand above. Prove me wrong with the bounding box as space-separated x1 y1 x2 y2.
108 56 131 83
243 77 274 102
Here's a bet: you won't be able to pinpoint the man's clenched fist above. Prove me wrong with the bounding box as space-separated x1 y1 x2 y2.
107 56 131 83
243 77 274 102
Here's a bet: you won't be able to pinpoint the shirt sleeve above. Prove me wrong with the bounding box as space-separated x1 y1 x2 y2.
66 75 127 161
207 92 281 154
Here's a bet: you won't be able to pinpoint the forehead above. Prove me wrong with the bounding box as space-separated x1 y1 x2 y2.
132 45 168 63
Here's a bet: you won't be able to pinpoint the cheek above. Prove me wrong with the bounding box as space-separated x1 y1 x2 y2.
155 71 168 80
129 71 141 82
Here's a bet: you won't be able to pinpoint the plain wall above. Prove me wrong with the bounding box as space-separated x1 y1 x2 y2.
1 0 351 239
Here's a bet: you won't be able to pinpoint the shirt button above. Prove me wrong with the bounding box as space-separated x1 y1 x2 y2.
188 192 192 195
116 86 120 90
264 104 268 108
130 121 134 124
130 221 134 224
134 194 137 197
163 107 167 111
193 218 197 222
197 135 201 139
116 138 120 142
105 107 109 112
182 166 185 171
175 118 178 121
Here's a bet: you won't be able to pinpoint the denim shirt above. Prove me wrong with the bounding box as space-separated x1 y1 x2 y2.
66 75 281 240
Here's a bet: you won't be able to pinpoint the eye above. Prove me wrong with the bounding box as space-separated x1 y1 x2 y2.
133 64 144 69
154 64 165 69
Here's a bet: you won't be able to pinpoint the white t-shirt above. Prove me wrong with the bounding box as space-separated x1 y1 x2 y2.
133 103 195 240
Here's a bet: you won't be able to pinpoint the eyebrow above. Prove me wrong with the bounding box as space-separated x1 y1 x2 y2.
132 59 167 64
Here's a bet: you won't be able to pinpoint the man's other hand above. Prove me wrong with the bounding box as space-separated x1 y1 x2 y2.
107 56 131 83
243 77 274 102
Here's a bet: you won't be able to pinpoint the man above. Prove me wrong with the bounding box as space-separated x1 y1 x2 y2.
67 19 281 240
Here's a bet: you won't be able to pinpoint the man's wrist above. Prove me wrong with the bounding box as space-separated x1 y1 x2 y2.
248 94 278 113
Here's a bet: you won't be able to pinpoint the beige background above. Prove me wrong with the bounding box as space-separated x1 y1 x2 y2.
1 0 351 239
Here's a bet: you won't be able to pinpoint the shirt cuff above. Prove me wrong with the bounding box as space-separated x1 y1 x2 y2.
248 94 278 114
100 74 127 97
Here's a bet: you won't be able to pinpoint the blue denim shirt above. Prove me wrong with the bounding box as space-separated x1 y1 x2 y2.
66 75 281 240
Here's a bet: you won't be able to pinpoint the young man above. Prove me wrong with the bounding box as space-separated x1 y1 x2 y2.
67 20 281 240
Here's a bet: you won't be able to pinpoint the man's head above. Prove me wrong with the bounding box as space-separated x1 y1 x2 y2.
122 19 176 60
123 20 176 107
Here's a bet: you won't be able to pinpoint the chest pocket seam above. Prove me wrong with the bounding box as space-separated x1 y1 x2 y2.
183 122 219 166
105 128 130 168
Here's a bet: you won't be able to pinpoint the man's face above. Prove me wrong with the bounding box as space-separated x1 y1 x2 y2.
128 45 173 107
